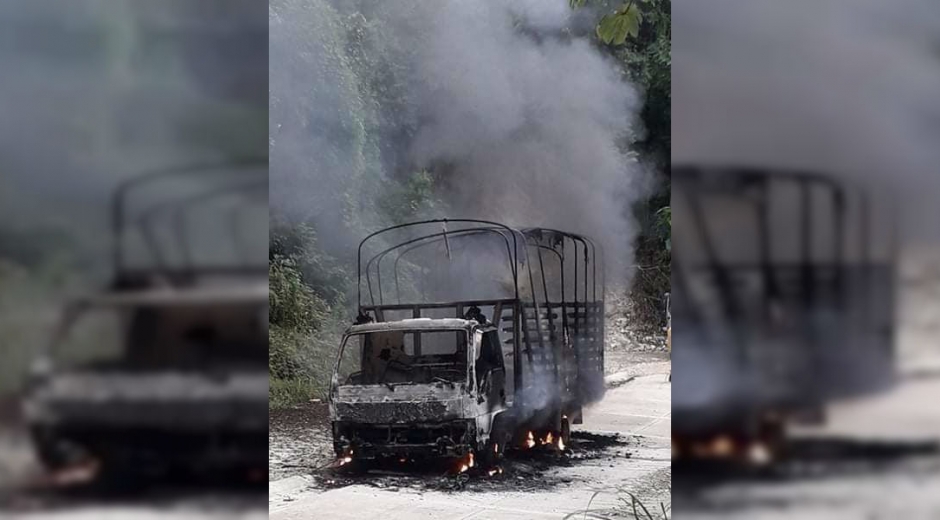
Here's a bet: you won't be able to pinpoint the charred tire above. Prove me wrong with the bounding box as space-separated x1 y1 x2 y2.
32 437 72 471
30 428 81 471
480 438 504 468
481 415 510 467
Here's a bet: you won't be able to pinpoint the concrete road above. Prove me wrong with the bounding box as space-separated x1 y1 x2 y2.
269 366 672 520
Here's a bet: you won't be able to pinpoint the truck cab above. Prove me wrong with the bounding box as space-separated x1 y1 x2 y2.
330 318 509 461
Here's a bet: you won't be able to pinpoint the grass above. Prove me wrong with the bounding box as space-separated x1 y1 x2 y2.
565 487 671 520
0 267 60 396
270 376 323 409
268 323 338 409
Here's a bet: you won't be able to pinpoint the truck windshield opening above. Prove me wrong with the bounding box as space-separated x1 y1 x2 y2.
337 330 469 386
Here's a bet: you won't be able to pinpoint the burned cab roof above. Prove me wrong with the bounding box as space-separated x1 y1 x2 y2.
346 318 489 335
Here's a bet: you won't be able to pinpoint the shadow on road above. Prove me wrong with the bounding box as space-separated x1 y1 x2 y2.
674 436 940 490
0 462 267 513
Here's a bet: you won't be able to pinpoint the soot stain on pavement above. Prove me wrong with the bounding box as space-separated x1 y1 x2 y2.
0 468 268 513
312 431 630 493
673 436 940 493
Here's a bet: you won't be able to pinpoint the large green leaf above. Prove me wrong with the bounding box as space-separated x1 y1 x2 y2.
596 3 643 46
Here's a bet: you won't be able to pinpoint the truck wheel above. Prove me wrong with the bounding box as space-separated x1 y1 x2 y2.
481 416 510 467
30 428 79 471
481 437 506 467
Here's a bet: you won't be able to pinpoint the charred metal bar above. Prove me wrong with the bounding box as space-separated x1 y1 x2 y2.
364 227 514 306
112 158 265 274
756 176 778 322
860 191 872 328
387 227 511 303
801 179 814 306
833 188 846 304
133 178 266 273
358 219 521 310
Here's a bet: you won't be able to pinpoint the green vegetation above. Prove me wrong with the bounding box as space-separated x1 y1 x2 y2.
586 0 671 329
268 222 347 407
0 268 72 396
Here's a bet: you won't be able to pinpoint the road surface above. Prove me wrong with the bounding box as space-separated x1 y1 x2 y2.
269 362 672 519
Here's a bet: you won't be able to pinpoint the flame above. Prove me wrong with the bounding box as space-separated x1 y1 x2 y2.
748 442 772 465
557 437 566 451
543 432 554 445
487 466 504 477
49 459 100 486
525 431 536 448
711 436 735 457
456 452 475 473
494 443 499 454
337 447 355 466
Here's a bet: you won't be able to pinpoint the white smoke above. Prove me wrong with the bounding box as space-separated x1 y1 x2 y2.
673 0 940 242
270 0 650 280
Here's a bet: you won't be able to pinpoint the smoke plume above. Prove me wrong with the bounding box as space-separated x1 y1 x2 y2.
0 0 268 274
673 0 940 242
269 0 648 280
671 0 940 423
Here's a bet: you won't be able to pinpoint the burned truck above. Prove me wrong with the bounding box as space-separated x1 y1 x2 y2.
329 219 605 465
21 161 269 476
671 167 898 463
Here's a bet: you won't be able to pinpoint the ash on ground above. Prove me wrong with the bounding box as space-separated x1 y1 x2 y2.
311 430 632 494
268 403 333 481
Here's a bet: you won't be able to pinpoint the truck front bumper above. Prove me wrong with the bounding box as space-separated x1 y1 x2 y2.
332 419 477 459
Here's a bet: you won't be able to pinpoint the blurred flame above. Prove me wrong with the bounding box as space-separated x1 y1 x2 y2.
337 447 354 466
49 459 100 486
557 436 566 451
456 452 475 473
748 442 772 466
525 431 536 448
711 436 734 458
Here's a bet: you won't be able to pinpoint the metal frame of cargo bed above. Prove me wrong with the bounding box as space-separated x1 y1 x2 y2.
355 219 606 420
672 166 899 415
110 158 268 285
